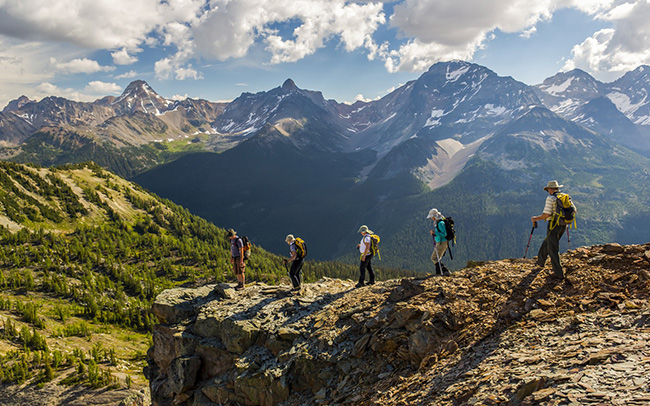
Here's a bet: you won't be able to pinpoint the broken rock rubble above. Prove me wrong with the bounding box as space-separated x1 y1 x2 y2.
146 243 650 405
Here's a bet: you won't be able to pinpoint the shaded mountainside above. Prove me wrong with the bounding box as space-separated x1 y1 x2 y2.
148 243 650 405
0 162 410 406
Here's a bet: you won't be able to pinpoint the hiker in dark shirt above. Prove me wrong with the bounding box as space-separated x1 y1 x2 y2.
283 234 304 293
228 228 246 290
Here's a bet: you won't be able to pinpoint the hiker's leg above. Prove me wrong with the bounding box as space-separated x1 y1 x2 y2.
431 242 445 264
233 259 245 287
438 241 450 274
439 241 448 259
289 259 303 288
359 259 367 284
366 254 375 284
295 258 304 287
536 224 551 267
548 225 566 277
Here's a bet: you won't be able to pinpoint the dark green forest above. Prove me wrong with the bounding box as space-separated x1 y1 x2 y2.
0 161 414 388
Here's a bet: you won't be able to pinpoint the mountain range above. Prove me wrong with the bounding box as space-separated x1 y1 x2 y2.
2 61 650 269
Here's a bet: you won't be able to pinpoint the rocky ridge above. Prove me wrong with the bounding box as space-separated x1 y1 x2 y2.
147 243 650 405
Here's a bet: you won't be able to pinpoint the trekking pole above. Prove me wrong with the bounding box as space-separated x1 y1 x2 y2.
567 228 571 250
523 222 537 259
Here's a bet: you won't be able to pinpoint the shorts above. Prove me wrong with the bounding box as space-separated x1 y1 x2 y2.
232 257 245 275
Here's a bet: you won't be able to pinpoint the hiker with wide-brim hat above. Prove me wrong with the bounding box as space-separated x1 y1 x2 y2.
227 228 246 290
284 234 305 293
427 208 450 276
531 180 567 279
356 225 376 288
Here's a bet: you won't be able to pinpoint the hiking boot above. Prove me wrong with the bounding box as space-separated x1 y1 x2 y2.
434 263 442 276
367 281 375 285
441 265 451 276
355 282 365 288
235 282 245 291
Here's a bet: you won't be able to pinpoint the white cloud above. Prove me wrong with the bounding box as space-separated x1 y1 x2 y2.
84 81 122 95
564 0 650 77
112 48 140 65
0 0 204 49
344 93 381 104
34 82 94 102
383 0 563 72
190 0 385 64
49 58 115 74
0 0 644 101
170 93 189 101
115 70 138 80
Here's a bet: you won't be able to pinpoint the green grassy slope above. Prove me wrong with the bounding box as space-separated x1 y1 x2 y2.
0 161 411 392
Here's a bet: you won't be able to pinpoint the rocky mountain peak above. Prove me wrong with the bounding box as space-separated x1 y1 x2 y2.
537 69 603 98
112 79 172 115
118 80 159 100
147 243 650 405
282 78 298 91
2 95 32 112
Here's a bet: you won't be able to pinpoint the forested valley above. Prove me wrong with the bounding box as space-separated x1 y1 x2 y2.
0 161 414 391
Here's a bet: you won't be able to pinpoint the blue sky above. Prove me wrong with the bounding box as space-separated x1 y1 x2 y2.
1 0 649 108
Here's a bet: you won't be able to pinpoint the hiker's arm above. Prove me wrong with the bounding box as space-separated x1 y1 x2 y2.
238 242 245 264
531 213 551 223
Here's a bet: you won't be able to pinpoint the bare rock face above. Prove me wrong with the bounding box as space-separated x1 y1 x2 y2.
147 244 650 405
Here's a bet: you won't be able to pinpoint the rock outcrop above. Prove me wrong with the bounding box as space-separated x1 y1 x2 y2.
147 243 650 405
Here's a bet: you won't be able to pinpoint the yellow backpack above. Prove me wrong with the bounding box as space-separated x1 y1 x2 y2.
552 192 577 229
294 237 307 258
369 234 381 259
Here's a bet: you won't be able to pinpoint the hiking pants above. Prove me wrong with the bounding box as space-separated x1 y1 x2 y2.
537 223 566 277
289 258 304 289
359 254 375 284
430 240 448 264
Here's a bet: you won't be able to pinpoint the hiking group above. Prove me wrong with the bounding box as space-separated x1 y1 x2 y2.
227 179 575 291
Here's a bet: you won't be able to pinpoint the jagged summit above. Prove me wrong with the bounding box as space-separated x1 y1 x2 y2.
2 95 32 112
282 78 298 90
112 79 173 115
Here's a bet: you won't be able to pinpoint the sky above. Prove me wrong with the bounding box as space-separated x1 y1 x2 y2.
1 0 650 108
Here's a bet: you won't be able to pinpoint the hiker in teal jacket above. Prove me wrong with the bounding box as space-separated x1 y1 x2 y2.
428 208 450 276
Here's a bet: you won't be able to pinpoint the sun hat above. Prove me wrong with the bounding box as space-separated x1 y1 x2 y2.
426 208 442 219
285 234 295 243
543 180 563 191
227 228 236 237
357 225 373 234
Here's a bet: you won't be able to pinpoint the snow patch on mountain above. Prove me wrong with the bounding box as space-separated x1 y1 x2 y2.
540 77 574 96
607 92 649 123
446 65 470 83
482 104 506 116
425 109 445 127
